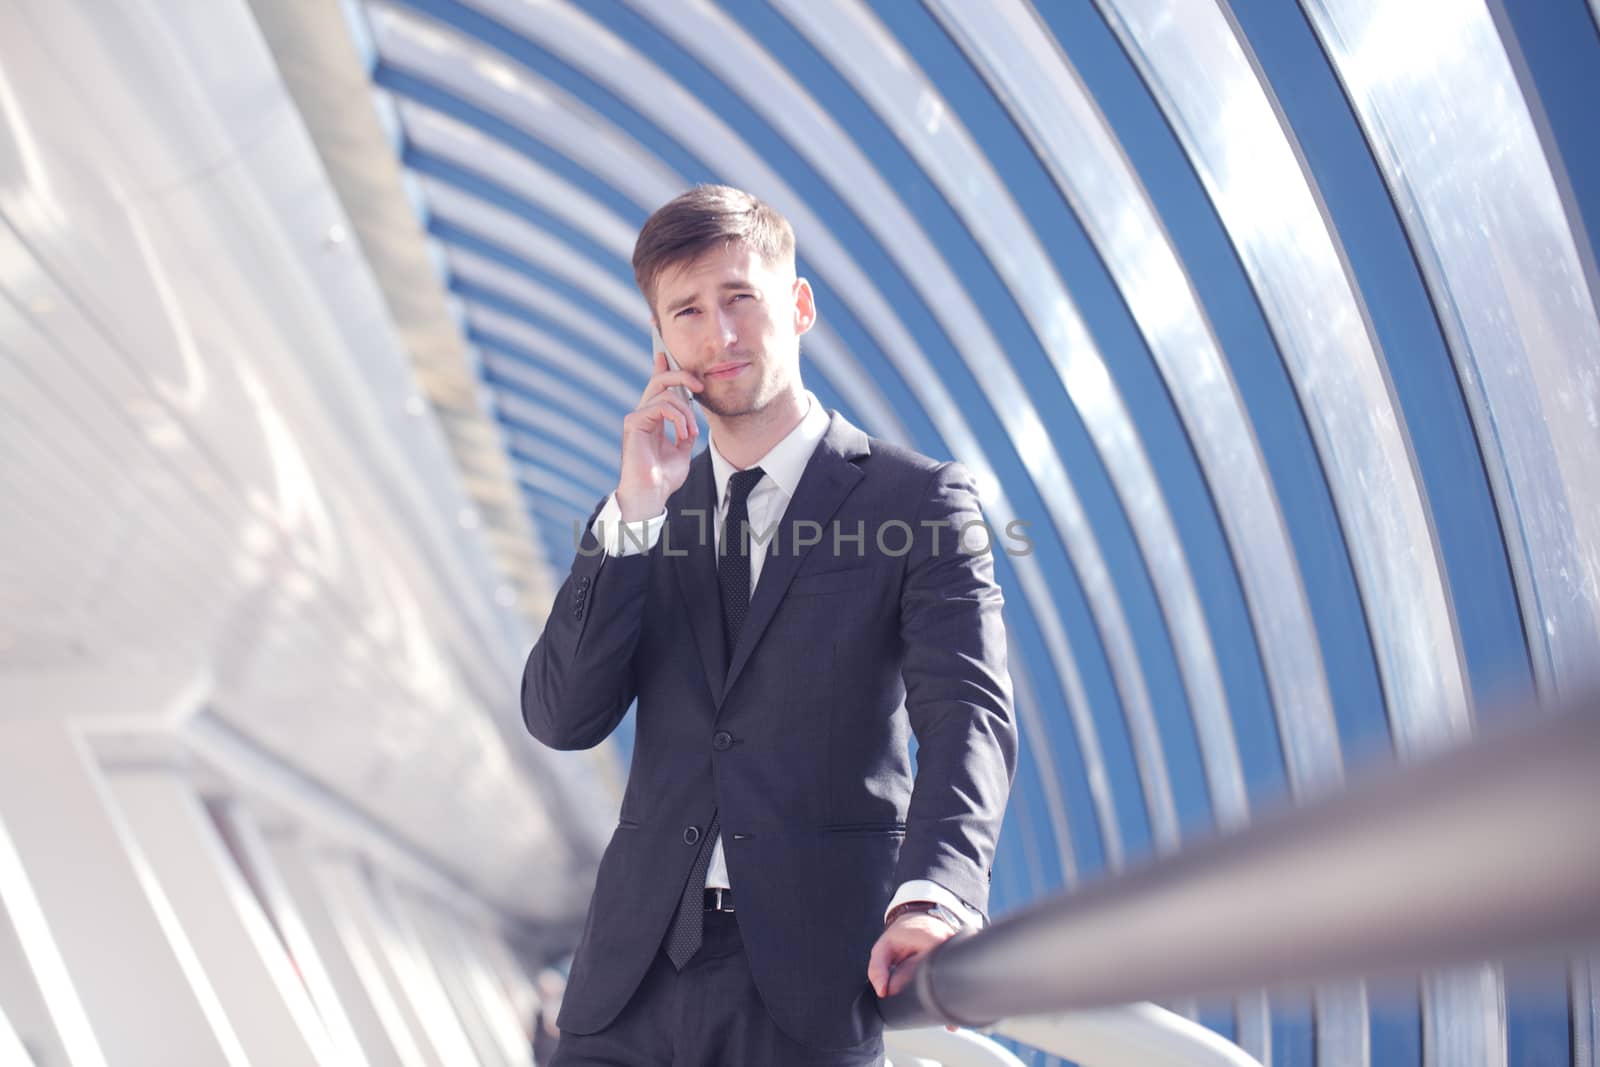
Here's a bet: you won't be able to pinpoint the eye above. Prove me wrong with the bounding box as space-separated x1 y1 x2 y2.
674 306 699 318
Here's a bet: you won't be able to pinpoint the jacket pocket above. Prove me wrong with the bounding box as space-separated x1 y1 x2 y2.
787 567 870 598
820 822 907 836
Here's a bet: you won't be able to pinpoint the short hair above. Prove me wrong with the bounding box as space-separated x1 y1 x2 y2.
632 185 796 314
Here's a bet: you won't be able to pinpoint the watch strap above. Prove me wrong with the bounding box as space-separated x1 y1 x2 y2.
885 900 962 931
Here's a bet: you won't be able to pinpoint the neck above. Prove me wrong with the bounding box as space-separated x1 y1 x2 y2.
708 387 808 470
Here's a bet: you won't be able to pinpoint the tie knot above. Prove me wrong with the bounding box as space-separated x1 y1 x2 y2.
727 467 764 508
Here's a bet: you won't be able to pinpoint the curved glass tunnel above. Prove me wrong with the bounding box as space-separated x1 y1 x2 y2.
0 0 1596 1064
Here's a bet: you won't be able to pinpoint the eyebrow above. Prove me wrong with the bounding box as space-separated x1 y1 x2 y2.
664 279 754 315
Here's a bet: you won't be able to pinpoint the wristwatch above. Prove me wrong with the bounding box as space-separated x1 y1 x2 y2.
884 899 964 932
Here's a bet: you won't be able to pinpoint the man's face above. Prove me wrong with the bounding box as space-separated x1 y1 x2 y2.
652 241 814 420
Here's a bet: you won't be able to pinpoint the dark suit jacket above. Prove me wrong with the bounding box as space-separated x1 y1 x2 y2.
521 412 1017 1050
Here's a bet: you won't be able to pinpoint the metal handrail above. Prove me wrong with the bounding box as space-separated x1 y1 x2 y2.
882 690 1600 1029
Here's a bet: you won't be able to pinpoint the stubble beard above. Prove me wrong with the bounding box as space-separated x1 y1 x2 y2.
697 357 778 421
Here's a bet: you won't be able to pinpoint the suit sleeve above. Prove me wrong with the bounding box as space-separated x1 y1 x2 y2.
894 461 1018 918
520 497 653 751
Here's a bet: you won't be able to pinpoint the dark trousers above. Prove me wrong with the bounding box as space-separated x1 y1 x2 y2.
548 911 884 1066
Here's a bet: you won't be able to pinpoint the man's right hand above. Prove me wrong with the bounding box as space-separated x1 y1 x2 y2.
616 349 703 522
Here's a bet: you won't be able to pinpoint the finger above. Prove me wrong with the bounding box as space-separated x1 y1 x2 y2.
867 938 893 999
652 348 668 374
640 369 704 405
621 406 686 449
887 953 921 997
627 393 694 441
644 393 697 440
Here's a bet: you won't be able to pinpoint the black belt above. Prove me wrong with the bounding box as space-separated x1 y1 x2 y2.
703 888 735 913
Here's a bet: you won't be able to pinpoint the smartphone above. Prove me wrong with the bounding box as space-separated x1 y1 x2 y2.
651 325 696 410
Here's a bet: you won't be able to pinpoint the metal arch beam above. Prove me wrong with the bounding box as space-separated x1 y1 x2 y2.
1306 6 1600 1059
797 320 913 449
1300 0 1600 702
490 376 619 447
397 97 638 263
514 0 1126 869
505 445 614 505
472 313 638 409
495 408 617 475
1095 0 1482 1062
375 0 1114 869
516 482 611 536
921 3 1345 1053
407 147 626 284
526 501 588 538
1093 0 1470 753
364 1 681 203
504 440 613 500
1005 634 1078 888
395 127 636 287
515 464 598 517
924 0 1339 811
448 248 648 379
778 0 1233 854
419 177 646 324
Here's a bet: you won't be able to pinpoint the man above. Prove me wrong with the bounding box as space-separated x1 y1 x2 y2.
522 185 1016 1065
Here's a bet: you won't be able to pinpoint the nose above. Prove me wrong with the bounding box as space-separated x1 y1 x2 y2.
713 306 739 350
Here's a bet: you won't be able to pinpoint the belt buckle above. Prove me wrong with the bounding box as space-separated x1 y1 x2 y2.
706 888 734 913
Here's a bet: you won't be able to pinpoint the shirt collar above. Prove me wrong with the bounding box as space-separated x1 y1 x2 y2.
709 391 829 506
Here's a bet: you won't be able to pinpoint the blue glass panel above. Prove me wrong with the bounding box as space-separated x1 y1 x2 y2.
371 64 646 223
1226 0 1532 729
434 223 641 339
1493 0 1600 287
477 335 630 416
1037 2 1391 771
1506 962 1573 1067
391 0 716 185
405 149 633 282
1367 979 1423 1067
871 0 1292 838
1198 1000 1237 1045
1269 990 1313 1067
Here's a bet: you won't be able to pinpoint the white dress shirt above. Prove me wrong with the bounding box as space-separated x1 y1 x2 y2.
591 393 981 928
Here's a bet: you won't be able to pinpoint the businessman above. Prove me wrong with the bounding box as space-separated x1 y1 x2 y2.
522 185 1017 1065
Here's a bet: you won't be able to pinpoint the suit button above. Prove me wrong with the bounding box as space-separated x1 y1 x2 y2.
578 576 591 590
683 825 701 846
572 606 583 618
712 731 733 751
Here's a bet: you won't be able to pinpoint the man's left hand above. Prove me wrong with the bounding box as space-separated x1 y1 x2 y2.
867 911 958 1000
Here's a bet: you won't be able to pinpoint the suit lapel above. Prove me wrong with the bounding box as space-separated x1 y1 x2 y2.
668 453 726 690
720 413 869 704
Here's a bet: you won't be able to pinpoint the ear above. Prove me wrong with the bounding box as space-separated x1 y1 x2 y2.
792 277 816 336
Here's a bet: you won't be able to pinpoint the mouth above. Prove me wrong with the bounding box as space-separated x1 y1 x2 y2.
704 360 750 380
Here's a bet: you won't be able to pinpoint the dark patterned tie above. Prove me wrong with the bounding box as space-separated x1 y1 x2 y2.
663 467 764 971
718 467 766 659
665 811 720 970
